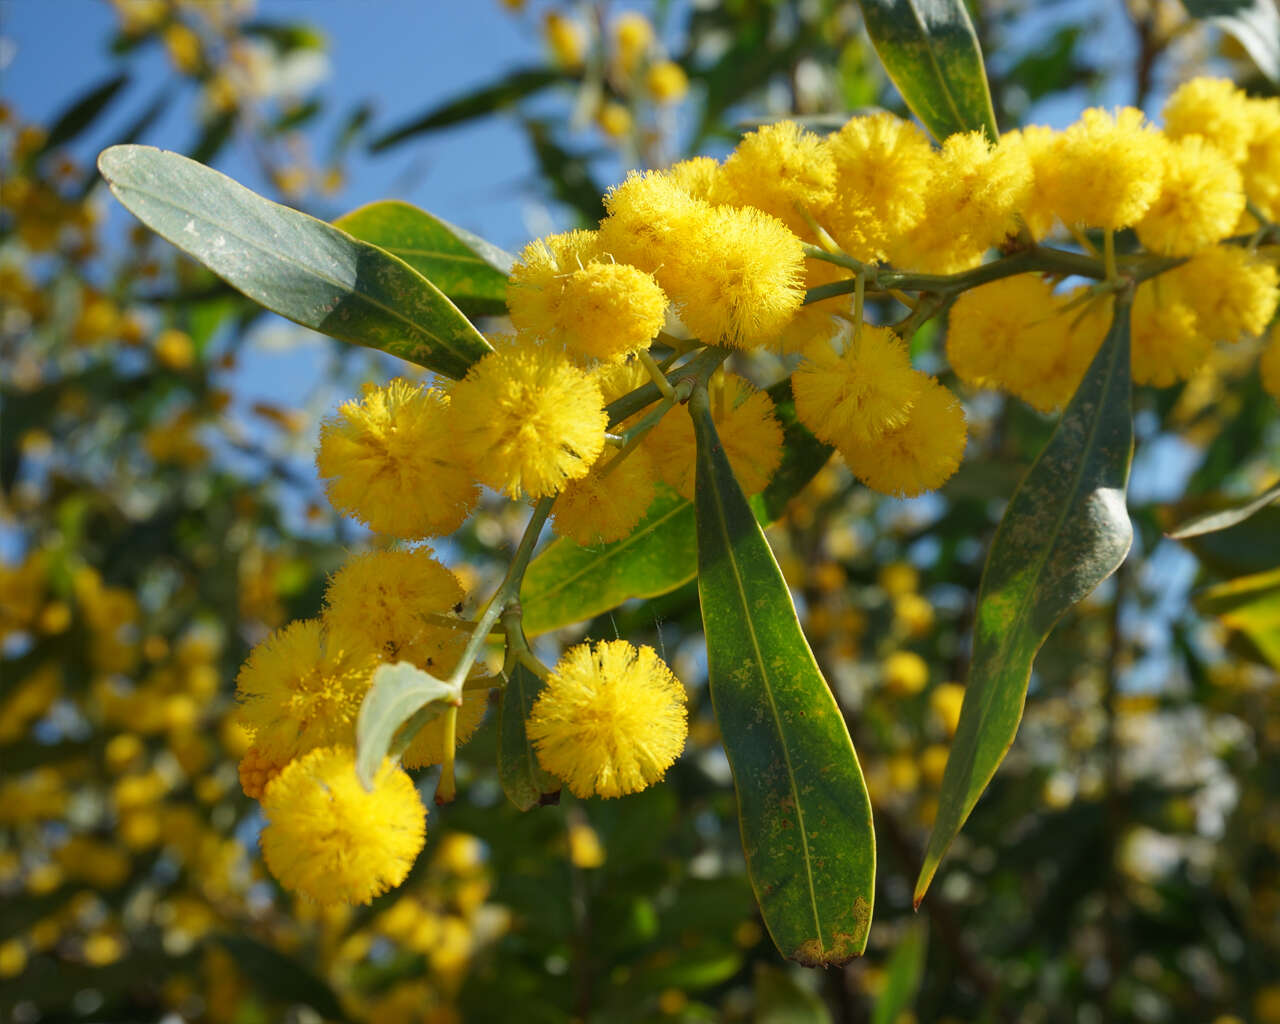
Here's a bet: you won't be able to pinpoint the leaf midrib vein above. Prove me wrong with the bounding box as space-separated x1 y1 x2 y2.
703 440 825 951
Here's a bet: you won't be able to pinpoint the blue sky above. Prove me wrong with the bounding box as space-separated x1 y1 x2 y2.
0 0 590 250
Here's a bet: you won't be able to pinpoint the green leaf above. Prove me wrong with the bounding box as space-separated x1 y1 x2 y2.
871 923 928 1024
97 145 492 379
754 964 833 1024
334 200 513 318
1167 478 1280 539
1195 568 1280 669
1181 0 1280 82
497 657 560 810
41 73 131 156
355 662 456 788
369 68 561 152
520 380 832 636
855 0 999 142
690 385 875 967
213 934 350 1022
915 295 1135 906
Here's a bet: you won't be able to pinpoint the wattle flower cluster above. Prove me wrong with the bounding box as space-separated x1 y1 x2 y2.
230 74 1280 908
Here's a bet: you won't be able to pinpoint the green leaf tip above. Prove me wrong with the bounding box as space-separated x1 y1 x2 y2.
355 662 457 789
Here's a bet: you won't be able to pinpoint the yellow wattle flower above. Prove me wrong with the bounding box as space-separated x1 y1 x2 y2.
792 325 922 446
449 347 607 499
552 445 657 547
527 640 688 799
1164 244 1279 345
506 230 601 342
820 112 935 263
556 261 667 361
323 548 467 674
841 375 967 498
669 204 806 347
234 618 377 764
259 746 425 905
1162 77 1254 165
1046 106 1164 230
1131 280 1209 387
1136 134 1244 255
315 379 477 539
715 120 836 235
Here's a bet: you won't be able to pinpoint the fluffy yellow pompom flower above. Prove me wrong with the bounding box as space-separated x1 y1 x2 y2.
670 204 806 347
1162 77 1254 165
645 374 783 499
1164 245 1279 344
1260 327 1280 402
1241 98 1280 220
557 262 668 361
1006 124 1062 240
948 276 1106 413
821 112 935 262
506 230 601 341
602 174 805 347
450 348 607 498
553 446 657 546
402 689 491 769
1131 281 1209 387
599 170 703 270
665 156 720 201
260 746 425 905
1136 135 1244 254
891 130 1031 274
715 121 836 234
1048 107 1163 230
528 640 688 799
792 326 922 445
842 375 967 498
323 549 467 674
235 619 377 763
316 379 477 539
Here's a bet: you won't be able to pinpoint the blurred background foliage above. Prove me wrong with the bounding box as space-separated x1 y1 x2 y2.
1 1 1278 1022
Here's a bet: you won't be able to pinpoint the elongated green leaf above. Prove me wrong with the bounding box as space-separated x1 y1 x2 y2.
1196 567 1280 669
355 662 456 788
521 380 832 636
334 200 513 318
497 657 560 810
97 145 492 379
871 923 928 1024
915 295 1135 906
1167 479 1280 539
855 0 999 142
214 934 350 1022
691 386 874 966
370 68 561 152
1182 0 1280 82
